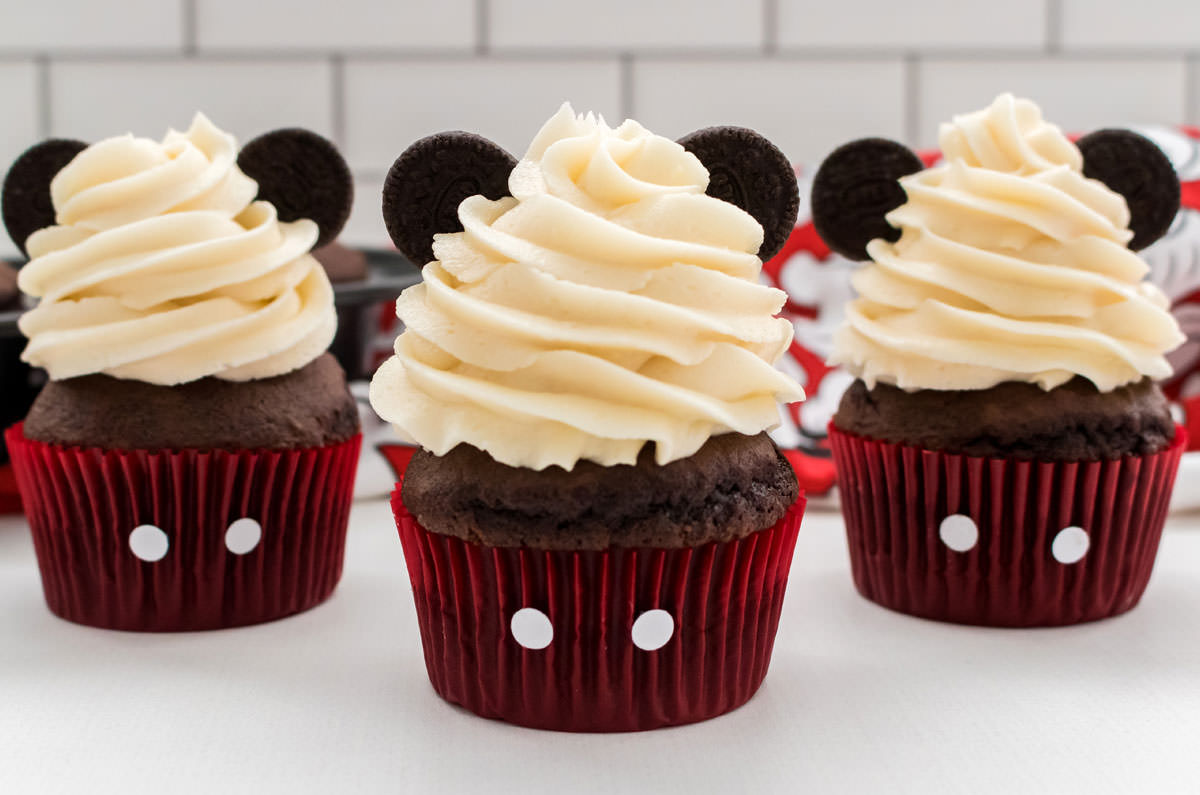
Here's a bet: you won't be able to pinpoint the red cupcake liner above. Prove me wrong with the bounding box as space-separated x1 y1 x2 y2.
0 462 21 514
392 489 806 732
829 423 1187 627
5 423 361 632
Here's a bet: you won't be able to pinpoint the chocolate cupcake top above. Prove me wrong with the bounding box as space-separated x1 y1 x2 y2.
7 114 351 386
820 94 1183 393
370 104 803 470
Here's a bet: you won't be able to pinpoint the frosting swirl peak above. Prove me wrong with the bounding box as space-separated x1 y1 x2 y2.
370 104 803 470
18 113 336 386
831 94 1183 392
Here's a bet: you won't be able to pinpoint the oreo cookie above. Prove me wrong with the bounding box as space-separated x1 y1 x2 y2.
810 137 923 262
2 138 87 256
382 132 516 266
1077 129 1180 251
238 128 353 249
677 126 799 262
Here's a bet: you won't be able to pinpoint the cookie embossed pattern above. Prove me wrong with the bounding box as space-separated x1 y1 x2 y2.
766 123 1200 513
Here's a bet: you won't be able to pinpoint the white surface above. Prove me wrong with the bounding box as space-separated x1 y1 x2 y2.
1171 452 1200 511
2 503 1199 794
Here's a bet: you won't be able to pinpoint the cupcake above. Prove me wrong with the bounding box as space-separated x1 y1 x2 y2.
371 104 806 731
1 114 361 631
811 94 1187 627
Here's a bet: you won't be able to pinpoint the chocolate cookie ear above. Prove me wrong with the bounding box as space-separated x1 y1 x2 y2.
2 138 87 257
676 126 798 262
382 132 516 266
1077 129 1180 251
810 138 924 262
237 128 353 249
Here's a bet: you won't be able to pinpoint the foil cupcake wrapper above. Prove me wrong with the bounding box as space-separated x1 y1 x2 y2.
5 423 361 632
393 489 805 732
829 423 1187 627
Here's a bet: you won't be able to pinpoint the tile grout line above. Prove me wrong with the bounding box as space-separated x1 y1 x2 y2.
619 52 634 121
476 0 489 55
182 0 197 55
331 54 346 148
13 47 1195 63
35 54 51 138
1045 0 1062 54
903 53 920 146
763 0 779 55
1186 55 1198 126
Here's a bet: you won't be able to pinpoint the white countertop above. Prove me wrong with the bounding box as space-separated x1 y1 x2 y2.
2 500 1199 795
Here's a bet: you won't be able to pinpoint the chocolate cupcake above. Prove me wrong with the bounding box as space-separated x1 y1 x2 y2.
813 94 1187 627
372 104 806 731
3 114 361 631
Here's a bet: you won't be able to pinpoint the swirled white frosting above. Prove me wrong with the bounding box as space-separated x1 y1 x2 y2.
370 103 804 470
830 93 1184 392
18 113 335 386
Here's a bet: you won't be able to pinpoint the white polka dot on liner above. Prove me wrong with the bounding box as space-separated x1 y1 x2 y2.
631 609 675 651
939 514 978 552
128 524 169 562
225 518 262 555
510 607 553 649
1052 526 1090 564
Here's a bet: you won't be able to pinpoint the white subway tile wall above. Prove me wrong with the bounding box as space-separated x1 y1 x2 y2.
633 59 906 164
195 0 476 51
777 0 1047 50
1061 0 1200 50
0 0 1194 257
49 60 336 142
489 0 762 51
917 59 1188 147
0 0 183 52
343 58 622 172
0 63 39 175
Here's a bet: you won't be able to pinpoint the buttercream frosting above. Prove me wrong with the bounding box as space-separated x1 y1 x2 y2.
830 93 1184 392
370 104 804 470
18 113 335 386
